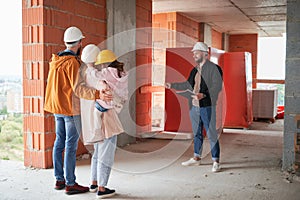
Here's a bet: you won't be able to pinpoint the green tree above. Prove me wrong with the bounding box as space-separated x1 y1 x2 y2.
0 114 23 161
1 120 22 136
0 106 7 114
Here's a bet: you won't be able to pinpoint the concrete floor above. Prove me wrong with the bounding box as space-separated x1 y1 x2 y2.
1 119 300 200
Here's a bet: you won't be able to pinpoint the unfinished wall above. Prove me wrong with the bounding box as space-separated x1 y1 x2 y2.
175 13 200 43
152 12 200 127
106 0 137 145
106 0 152 142
23 0 153 168
152 12 223 71
152 13 224 129
152 12 199 85
136 0 153 135
22 0 106 168
283 0 300 173
228 34 258 88
211 29 223 50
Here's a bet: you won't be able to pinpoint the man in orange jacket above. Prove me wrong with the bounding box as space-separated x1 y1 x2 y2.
44 26 112 195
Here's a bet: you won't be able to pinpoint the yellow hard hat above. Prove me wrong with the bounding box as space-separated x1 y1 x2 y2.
95 50 117 65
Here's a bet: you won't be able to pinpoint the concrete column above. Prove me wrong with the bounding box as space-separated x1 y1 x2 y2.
282 0 300 172
203 24 212 47
106 0 137 146
222 33 229 52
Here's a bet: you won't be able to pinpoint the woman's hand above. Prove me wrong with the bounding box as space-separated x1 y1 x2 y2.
99 88 113 102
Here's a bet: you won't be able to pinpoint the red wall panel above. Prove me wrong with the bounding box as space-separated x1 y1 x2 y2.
165 47 252 131
223 52 253 128
165 47 226 132
165 48 195 132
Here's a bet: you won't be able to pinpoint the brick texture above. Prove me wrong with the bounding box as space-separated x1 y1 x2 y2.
152 12 201 66
152 12 201 128
211 29 223 50
23 0 107 168
153 12 199 45
175 13 199 43
229 34 258 88
136 0 152 134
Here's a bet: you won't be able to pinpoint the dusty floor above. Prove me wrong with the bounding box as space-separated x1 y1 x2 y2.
1 119 300 200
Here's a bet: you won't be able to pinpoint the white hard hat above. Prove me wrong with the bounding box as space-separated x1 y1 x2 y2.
63 26 85 43
81 44 101 64
192 42 208 52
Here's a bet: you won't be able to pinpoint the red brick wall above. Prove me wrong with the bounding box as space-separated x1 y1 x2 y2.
23 0 106 168
136 0 152 134
152 12 202 65
229 34 258 87
152 12 199 80
153 12 199 44
158 12 177 29
211 29 223 50
176 13 199 42
153 13 223 49
152 12 177 45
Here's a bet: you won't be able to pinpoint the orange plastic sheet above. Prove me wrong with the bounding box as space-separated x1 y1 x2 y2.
222 52 253 128
165 48 195 132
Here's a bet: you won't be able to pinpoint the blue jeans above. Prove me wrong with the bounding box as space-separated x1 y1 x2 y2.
189 106 220 161
91 135 117 187
53 114 81 186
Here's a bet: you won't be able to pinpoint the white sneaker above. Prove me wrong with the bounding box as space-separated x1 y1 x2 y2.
181 158 201 166
212 162 221 172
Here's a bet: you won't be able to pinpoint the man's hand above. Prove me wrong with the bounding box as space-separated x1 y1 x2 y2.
165 82 171 89
99 88 113 102
191 93 206 100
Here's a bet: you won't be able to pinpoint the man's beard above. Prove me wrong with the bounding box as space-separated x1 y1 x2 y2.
196 56 203 64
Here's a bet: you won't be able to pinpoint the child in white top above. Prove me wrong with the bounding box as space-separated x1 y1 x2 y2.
81 46 127 140
85 60 128 113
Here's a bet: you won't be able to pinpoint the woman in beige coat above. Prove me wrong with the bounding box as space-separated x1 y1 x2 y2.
80 45 128 199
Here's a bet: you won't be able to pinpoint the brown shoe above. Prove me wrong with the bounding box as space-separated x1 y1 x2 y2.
65 183 89 195
54 180 65 190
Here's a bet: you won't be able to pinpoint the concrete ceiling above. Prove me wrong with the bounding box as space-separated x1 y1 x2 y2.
153 0 286 37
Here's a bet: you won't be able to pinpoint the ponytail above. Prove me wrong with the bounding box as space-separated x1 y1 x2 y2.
108 60 124 78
